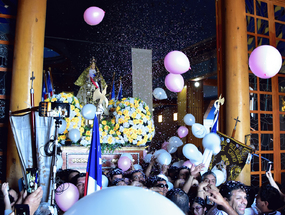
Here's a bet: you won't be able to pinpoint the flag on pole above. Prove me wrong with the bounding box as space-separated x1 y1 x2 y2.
41 79 47 101
84 115 102 196
109 72 116 100
117 77 123 101
46 70 54 97
111 80 115 100
211 111 219 133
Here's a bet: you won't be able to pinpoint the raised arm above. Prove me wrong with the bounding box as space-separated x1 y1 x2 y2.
145 155 156 178
266 166 285 201
1 182 12 211
208 189 238 215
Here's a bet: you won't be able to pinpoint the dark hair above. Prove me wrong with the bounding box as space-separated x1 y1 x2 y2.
166 188 189 214
110 178 126 186
179 166 190 172
145 175 167 188
70 173 86 186
56 169 80 183
110 168 123 179
259 184 282 210
193 196 206 208
219 181 246 200
201 171 217 182
245 185 258 208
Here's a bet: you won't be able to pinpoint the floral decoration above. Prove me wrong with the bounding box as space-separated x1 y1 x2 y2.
45 94 155 151
45 92 90 146
99 97 155 152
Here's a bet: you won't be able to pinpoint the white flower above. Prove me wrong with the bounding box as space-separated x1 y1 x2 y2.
123 122 130 128
80 138 89 147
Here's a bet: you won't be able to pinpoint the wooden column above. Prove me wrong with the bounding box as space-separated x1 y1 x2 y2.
7 0 47 187
186 81 204 150
217 0 250 184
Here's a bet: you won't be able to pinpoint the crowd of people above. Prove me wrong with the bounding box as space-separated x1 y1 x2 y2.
1 154 285 215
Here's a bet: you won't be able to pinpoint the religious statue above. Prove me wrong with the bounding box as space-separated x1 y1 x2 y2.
74 58 107 107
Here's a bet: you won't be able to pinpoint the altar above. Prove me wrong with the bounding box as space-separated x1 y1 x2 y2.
61 146 147 172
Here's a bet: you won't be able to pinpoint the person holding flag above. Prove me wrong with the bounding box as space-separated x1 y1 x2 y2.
84 114 102 196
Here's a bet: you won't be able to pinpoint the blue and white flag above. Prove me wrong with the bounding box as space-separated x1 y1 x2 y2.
111 80 115 100
84 115 102 196
117 78 123 101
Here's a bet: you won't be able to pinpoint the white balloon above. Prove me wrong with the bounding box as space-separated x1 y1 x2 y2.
182 144 199 159
157 151 172 165
168 136 183 147
172 160 185 168
121 153 133 162
82 104 97 120
212 145 222 155
58 119 67 134
190 151 203 165
212 169 225 186
183 114 195 126
153 149 167 158
153 88 167 100
102 175 109 188
191 123 207 138
167 143 178 154
143 154 153 163
202 133 221 151
64 186 185 215
68 129 81 143
133 164 143 170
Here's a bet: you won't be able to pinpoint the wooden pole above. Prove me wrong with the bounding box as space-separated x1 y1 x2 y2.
217 0 251 185
6 0 47 187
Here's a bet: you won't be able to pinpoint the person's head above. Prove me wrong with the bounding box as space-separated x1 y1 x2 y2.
256 184 282 213
130 170 146 183
168 166 179 181
166 188 189 214
67 169 80 182
110 178 127 186
219 181 247 215
201 171 217 186
191 197 207 215
178 166 190 180
70 172 86 198
109 168 123 182
146 176 169 196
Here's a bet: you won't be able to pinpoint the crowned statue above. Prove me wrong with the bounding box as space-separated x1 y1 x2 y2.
74 58 109 117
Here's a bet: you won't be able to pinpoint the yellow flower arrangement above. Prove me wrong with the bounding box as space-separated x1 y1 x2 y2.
45 92 91 146
99 97 155 152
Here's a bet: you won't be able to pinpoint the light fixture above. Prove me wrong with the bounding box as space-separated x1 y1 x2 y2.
158 115 162 123
194 82 200 87
173 113 178 121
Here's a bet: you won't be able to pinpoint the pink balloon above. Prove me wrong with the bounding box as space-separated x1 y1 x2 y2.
118 156 131 171
55 183 79 212
249 45 282 79
83 7 105 26
165 73 184 92
164 51 190 74
177 126 189 138
183 160 193 169
161 141 169 150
